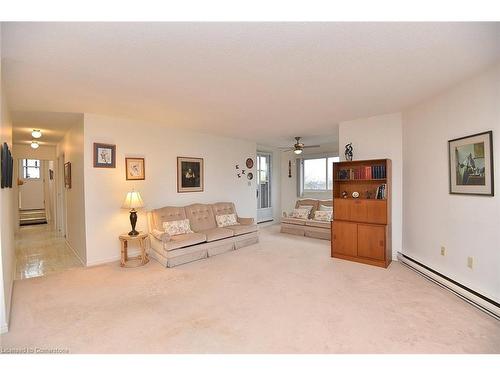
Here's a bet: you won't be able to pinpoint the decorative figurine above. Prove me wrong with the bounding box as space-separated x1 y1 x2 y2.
345 143 353 161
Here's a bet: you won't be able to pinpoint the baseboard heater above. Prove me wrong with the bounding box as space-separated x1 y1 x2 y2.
397 252 500 320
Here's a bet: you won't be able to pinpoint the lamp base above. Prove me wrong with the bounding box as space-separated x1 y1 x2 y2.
128 209 139 236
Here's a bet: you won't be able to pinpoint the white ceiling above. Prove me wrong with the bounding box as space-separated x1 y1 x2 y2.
2 22 500 147
11 111 82 146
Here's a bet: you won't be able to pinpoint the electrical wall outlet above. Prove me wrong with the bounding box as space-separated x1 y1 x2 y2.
440 246 446 256
467 256 474 269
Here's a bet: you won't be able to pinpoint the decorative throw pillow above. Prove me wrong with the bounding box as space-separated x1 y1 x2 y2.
162 219 193 236
319 204 332 211
291 208 310 219
298 205 314 218
314 210 333 221
216 213 238 228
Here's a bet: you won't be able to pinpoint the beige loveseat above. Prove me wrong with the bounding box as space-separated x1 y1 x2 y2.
280 199 333 240
147 202 258 267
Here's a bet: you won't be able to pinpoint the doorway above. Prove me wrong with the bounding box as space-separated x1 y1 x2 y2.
257 152 273 223
18 158 48 226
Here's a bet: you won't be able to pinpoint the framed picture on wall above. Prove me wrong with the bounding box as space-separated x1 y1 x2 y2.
125 157 145 180
177 157 204 193
93 143 116 168
64 162 72 189
448 131 494 196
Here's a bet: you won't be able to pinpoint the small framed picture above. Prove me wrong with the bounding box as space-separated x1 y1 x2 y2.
125 157 145 180
49 169 54 180
177 157 204 193
448 131 494 196
64 162 71 189
93 143 116 168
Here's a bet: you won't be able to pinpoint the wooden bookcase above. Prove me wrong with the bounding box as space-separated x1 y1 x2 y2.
331 159 392 268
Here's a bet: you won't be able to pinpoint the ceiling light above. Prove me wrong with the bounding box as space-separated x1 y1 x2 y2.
293 149 303 155
31 141 40 149
32 129 42 138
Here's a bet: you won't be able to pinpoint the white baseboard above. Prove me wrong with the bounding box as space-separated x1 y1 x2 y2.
398 252 499 320
65 239 85 266
86 250 142 267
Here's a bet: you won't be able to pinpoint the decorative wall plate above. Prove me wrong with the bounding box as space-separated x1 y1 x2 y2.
352 191 360 198
246 158 254 169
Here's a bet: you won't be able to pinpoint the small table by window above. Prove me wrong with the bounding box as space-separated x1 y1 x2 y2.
118 232 149 267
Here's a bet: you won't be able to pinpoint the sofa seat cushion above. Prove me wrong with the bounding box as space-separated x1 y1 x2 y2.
225 224 258 236
281 217 306 225
165 232 207 251
197 228 234 242
305 220 331 229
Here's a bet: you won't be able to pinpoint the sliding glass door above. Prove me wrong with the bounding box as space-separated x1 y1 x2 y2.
256 152 273 223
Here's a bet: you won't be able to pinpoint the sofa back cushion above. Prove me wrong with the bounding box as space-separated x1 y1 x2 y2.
212 202 237 217
185 203 217 232
318 200 333 212
295 199 319 218
151 206 187 231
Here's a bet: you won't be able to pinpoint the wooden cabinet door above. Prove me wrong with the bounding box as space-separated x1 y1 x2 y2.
333 199 350 221
350 200 387 224
332 221 357 256
357 224 385 260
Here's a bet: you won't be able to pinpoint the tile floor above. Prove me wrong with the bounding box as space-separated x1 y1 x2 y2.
15 223 83 280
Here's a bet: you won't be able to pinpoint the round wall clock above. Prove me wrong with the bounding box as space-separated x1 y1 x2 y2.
247 172 253 180
246 158 254 169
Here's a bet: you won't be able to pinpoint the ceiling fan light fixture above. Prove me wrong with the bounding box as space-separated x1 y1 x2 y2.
31 141 40 149
32 129 42 138
293 148 303 155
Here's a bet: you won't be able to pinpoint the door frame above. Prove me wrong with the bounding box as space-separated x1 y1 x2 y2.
256 151 273 223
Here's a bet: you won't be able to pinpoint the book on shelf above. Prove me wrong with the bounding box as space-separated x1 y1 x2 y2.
336 164 386 181
375 184 387 199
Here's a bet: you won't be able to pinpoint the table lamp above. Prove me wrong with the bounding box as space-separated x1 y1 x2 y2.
122 190 144 236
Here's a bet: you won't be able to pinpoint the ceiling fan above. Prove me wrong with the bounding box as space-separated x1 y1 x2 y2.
279 137 320 155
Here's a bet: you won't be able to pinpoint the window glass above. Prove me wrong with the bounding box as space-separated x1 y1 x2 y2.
303 158 326 190
23 159 41 179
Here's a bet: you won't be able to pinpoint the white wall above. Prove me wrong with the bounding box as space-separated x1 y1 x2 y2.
403 64 500 302
0 26 16 333
57 118 86 264
83 113 257 266
338 113 403 258
13 144 56 161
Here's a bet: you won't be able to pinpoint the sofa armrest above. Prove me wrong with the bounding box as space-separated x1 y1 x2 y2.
237 217 254 225
151 229 171 243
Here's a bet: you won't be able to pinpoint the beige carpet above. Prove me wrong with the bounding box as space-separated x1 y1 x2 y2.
1 225 499 353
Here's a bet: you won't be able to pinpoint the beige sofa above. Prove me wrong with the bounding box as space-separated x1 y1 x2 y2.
147 202 258 267
280 199 333 240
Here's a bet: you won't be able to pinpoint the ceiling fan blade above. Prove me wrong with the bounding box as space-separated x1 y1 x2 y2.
302 145 321 149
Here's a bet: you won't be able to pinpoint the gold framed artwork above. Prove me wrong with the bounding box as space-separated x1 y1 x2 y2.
177 157 204 193
448 131 494 196
125 157 145 180
64 162 71 189
93 143 116 168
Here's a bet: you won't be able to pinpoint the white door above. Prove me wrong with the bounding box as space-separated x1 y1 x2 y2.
257 153 273 223
19 159 45 210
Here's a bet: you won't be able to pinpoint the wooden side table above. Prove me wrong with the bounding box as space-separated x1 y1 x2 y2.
119 232 149 267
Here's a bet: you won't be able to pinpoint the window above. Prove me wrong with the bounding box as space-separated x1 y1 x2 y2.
302 156 339 192
22 159 41 179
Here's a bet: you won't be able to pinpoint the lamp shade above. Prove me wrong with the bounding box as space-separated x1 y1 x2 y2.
122 191 144 209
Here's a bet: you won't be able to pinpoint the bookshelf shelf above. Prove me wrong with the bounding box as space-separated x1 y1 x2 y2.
331 158 392 268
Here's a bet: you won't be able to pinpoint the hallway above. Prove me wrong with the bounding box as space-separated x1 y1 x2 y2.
15 224 83 280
